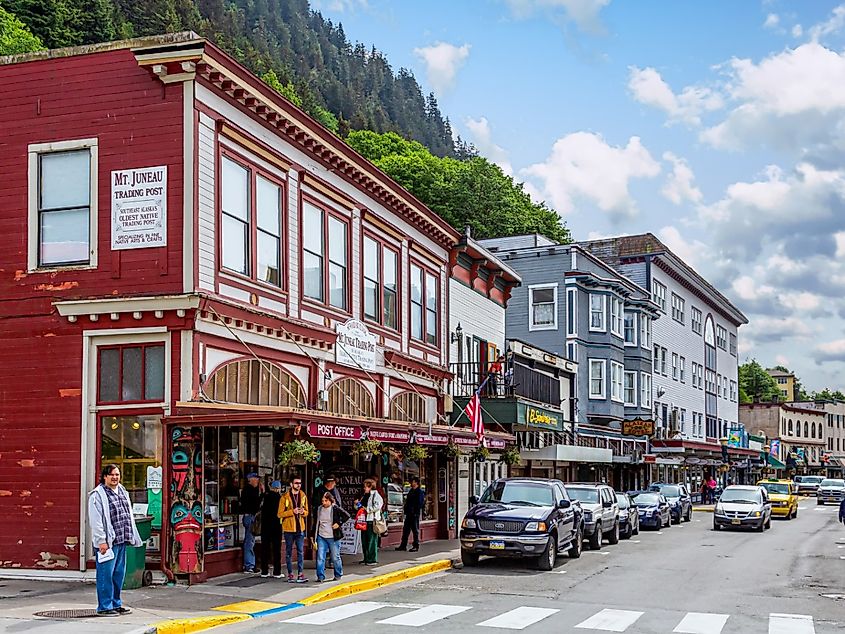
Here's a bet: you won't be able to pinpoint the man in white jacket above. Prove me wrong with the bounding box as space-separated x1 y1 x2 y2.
87 464 142 616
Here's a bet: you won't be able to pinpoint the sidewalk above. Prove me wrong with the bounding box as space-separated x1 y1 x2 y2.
692 503 715 512
0 540 460 633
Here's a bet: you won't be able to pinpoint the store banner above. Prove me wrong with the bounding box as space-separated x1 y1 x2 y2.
307 422 362 440
416 433 449 445
517 403 564 432
369 429 411 443
487 438 507 450
452 436 480 447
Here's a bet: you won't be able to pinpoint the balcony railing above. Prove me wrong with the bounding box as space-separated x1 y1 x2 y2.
449 360 563 409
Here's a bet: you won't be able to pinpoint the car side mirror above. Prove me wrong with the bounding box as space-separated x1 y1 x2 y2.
469 496 479 505
602 500 612 508
558 499 571 509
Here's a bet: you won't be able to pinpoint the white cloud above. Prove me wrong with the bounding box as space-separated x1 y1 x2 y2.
311 0 368 11
775 354 791 366
504 0 611 32
809 4 845 41
413 42 471 93
814 338 845 363
792 24 803 38
661 152 702 204
835 231 845 258
763 13 780 30
464 117 513 175
520 132 660 219
628 67 723 126
657 226 709 270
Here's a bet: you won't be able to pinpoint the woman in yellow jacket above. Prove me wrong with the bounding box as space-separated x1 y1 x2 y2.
277 476 309 583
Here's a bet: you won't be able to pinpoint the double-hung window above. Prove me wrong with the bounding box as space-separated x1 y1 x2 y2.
610 297 623 337
624 371 636 406
640 372 652 408
652 280 666 312
302 201 348 310
589 294 606 331
411 264 438 345
640 314 651 349
610 362 624 403
729 333 737 356
660 347 668 375
529 285 557 330
221 155 284 286
653 345 660 373
716 325 727 350
671 293 685 324
30 140 98 269
363 235 399 330
98 344 165 404
672 353 679 380
589 359 606 399
691 307 702 334
679 356 686 383
566 288 577 335
623 312 636 345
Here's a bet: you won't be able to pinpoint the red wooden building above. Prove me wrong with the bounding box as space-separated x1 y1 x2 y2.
0 33 510 580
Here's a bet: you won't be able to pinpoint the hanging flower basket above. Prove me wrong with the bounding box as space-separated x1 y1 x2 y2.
444 442 462 459
403 444 430 462
352 439 383 461
278 439 320 466
499 446 521 466
469 446 491 463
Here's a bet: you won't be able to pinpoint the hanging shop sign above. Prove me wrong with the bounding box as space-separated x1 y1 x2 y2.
416 433 450 445
335 319 378 371
622 418 655 437
111 165 167 249
307 422 362 440
487 438 507 450
368 429 411 443
452 436 481 447
516 402 563 431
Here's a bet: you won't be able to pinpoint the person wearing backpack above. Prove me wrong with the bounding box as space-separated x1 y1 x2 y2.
259 480 283 578
357 478 384 566
314 492 351 582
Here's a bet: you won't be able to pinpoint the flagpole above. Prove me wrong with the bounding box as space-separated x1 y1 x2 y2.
451 374 492 427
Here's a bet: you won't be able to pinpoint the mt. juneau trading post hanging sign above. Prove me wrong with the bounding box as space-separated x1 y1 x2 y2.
335 319 378 371
111 166 167 250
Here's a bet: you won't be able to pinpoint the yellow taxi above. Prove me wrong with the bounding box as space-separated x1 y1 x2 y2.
757 478 799 519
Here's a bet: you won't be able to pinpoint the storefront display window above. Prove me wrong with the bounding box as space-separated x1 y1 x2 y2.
384 449 437 523
203 428 243 552
100 414 162 503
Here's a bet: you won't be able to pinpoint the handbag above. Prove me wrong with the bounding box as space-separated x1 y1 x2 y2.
251 510 262 536
373 515 388 536
354 507 367 531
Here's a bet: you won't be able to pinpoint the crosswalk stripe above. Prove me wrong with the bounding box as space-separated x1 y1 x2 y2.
477 606 559 630
575 609 644 632
673 612 729 634
283 601 387 625
769 613 815 634
376 604 471 627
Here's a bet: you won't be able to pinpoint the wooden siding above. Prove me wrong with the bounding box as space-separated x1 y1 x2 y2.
197 113 216 290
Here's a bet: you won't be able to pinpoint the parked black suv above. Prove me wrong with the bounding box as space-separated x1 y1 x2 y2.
460 478 583 570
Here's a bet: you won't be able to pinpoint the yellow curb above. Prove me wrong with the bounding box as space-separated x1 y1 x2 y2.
212 600 285 615
152 613 252 634
693 507 714 513
300 559 453 606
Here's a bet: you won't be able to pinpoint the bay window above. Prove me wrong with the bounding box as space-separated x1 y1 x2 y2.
589 294 606 331
640 372 652 408
623 311 636 345
589 359 606 399
624 371 636 406
611 361 624 402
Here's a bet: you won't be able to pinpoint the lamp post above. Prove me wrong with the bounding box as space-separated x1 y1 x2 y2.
719 436 730 488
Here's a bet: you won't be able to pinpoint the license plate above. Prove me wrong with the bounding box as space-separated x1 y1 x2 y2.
490 541 505 550
731 519 741 525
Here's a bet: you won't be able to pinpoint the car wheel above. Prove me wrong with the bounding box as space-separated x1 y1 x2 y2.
684 507 692 522
607 521 620 545
756 520 764 532
461 550 479 567
588 524 602 550
621 523 631 540
765 516 771 530
664 514 671 528
568 526 583 559
672 513 681 525
537 536 557 571
713 521 721 531
632 521 639 536
794 507 798 518
818 500 824 506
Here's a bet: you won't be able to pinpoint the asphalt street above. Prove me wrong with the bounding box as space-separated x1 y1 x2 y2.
228 499 845 633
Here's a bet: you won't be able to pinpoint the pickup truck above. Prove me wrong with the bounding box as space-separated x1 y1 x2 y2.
460 478 584 570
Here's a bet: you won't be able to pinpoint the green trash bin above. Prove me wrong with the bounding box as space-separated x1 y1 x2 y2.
123 515 153 590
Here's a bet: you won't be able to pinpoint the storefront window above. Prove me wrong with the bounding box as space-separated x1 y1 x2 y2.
100 414 162 503
384 449 437 523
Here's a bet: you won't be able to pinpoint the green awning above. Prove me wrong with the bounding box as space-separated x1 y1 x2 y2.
766 454 786 470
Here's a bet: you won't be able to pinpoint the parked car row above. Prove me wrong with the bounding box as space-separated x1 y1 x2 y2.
459 478 690 571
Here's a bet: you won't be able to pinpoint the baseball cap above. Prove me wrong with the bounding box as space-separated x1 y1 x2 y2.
246 472 259 479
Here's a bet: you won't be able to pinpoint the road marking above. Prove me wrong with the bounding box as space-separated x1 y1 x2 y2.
629 540 641 543
655 531 664 535
673 612 730 634
585 551 611 555
377 604 470 627
478 607 559 630
575 608 644 632
769 613 815 634
283 602 387 625
546 568 568 574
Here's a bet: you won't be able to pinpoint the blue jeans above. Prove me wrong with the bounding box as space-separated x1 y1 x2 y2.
315 535 342 580
243 515 256 570
284 532 305 575
95 543 127 613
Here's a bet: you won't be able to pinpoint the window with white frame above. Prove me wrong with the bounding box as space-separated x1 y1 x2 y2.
672 353 679 380
679 356 686 383
653 345 660 373
640 372 652 407
589 359 606 399
680 408 686 434
729 333 737 356
660 347 668 375
691 307 702 335
611 361 624 402
716 374 722 398
29 139 98 269
624 371 636 406
671 293 685 324
716 325 727 350
302 200 348 309
411 264 439 345
652 280 666 311
610 297 623 337
623 311 636 345
529 285 557 330
640 314 651 348
567 342 577 362
730 380 737 401
589 294 606 331
566 287 577 335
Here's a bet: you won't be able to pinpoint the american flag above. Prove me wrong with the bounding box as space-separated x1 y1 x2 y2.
465 391 485 442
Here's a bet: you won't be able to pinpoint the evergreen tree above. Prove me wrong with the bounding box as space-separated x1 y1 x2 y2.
0 4 43 54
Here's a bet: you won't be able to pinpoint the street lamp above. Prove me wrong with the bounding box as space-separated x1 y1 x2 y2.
761 443 770 478
719 436 730 487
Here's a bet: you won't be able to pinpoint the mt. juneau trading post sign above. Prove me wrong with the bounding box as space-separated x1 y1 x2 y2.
111 166 167 249
335 319 378 371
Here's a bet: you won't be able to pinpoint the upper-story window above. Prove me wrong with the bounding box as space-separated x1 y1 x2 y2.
29 139 98 270
623 312 636 346
363 235 399 330
679 356 686 383
640 372 652 408
411 263 438 346
729 333 737 356
652 280 666 312
610 297 623 337
529 284 557 331
589 359 606 399
566 287 577 335
589 294 606 331
640 314 651 349
691 306 702 335
302 200 348 310
624 371 637 406
716 325 728 350
671 293 685 324
221 155 285 286
98 344 165 404
672 353 679 380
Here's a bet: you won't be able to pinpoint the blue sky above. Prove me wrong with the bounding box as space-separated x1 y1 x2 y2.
313 0 845 392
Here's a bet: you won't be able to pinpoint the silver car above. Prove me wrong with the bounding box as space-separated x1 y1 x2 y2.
713 485 772 532
817 479 845 505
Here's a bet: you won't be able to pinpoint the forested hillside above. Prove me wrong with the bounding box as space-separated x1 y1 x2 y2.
1 0 570 242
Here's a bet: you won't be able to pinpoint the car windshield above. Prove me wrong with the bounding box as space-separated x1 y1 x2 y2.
480 481 554 506
759 482 789 495
567 488 599 503
634 493 660 506
719 489 761 504
820 479 845 488
617 495 630 509
802 476 824 484
388 488 404 505
657 485 681 497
